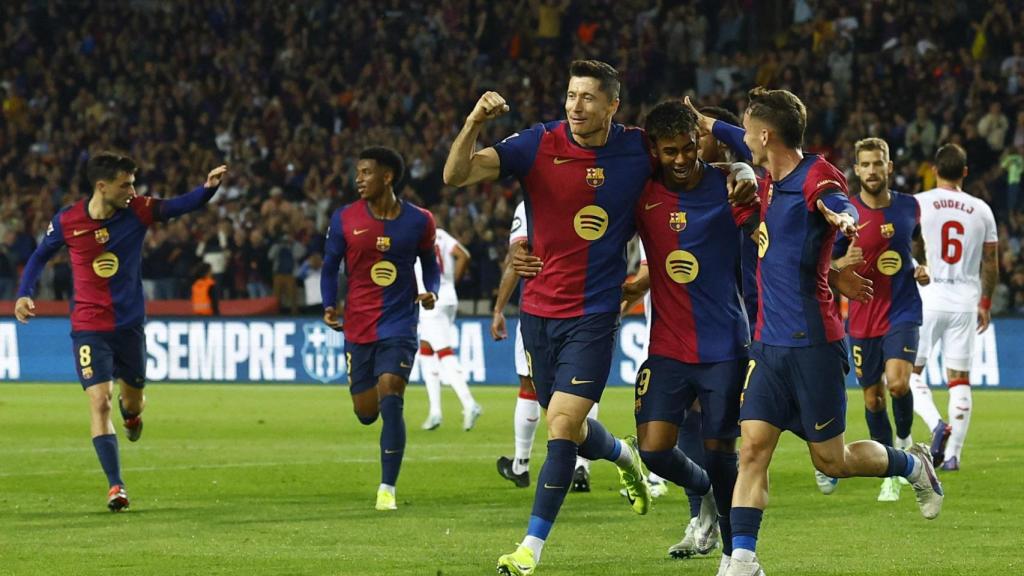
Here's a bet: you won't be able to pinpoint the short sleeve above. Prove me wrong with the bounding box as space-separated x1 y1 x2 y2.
982 202 998 243
803 160 849 211
129 195 162 227
494 124 545 180
638 239 647 265
419 209 437 252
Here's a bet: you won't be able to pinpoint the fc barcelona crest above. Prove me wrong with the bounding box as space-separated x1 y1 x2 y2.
94 227 109 244
376 236 391 252
669 211 687 232
586 167 605 187
880 223 895 238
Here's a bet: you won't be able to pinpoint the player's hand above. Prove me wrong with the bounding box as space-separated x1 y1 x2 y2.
816 199 858 238
467 91 510 124
205 165 229 189
683 96 715 134
416 292 437 310
491 311 507 341
831 267 874 303
14 296 35 324
620 280 646 309
728 174 758 206
322 306 343 332
914 264 931 286
834 239 864 270
977 307 991 334
513 247 543 278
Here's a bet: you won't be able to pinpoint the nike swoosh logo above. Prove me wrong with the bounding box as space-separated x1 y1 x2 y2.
570 377 594 385
543 483 565 489
814 418 836 431
353 228 369 235
526 417 539 422
400 362 411 368
903 347 916 353
73 229 89 237
384 449 402 454
553 157 575 165
644 202 662 210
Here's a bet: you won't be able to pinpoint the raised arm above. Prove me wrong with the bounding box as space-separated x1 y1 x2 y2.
443 92 508 187
157 166 228 221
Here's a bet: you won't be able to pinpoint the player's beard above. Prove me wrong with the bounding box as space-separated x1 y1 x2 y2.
861 179 886 196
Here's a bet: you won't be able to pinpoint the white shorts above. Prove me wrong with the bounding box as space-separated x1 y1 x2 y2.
916 310 975 372
419 304 457 350
514 318 529 377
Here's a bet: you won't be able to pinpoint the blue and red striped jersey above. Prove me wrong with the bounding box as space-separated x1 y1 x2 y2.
637 163 757 363
24 196 161 332
321 199 438 344
494 121 652 318
834 192 922 338
755 155 850 347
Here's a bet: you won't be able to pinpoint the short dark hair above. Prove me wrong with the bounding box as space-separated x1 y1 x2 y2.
699 105 741 127
569 60 620 100
935 143 967 181
359 146 405 187
746 87 806 149
854 137 890 162
86 151 137 189
643 100 698 143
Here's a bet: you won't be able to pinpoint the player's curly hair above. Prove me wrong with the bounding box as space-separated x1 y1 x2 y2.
643 100 698 143
86 151 137 189
569 60 620 101
359 146 405 188
747 87 806 149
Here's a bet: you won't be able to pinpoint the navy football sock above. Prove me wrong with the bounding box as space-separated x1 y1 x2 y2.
639 448 710 494
528 439 578 536
731 506 763 555
678 410 706 518
92 434 124 487
117 396 138 420
379 395 406 486
864 407 894 447
892 393 914 440
577 417 619 462
882 445 915 478
705 449 738 555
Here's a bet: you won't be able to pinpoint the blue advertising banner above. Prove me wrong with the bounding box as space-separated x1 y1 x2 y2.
1 317 1020 388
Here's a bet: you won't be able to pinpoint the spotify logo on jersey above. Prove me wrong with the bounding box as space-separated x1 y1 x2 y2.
92 252 120 278
573 205 609 241
371 261 397 287
877 250 903 276
665 250 699 284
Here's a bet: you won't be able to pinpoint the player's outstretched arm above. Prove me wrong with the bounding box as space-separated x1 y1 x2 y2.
491 241 527 340
687 96 754 162
816 196 859 239
443 92 508 187
158 165 229 221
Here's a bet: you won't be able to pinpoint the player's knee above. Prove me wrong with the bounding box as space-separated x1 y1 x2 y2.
888 377 911 398
355 411 379 425
864 394 885 412
546 412 582 442
704 437 736 453
810 450 848 477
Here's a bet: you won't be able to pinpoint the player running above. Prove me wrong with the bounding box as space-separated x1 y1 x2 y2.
416 222 482 432
623 101 758 575
493 201 599 491
910 143 998 471
691 88 944 576
321 146 440 512
827 137 930 501
445 60 653 576
14 152 228 511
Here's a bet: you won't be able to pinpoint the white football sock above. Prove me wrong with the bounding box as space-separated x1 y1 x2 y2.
522 535 545 563
946 384 972 461
910 372 942 430
420 353 442 418
439 352 476 411
514 396 540 472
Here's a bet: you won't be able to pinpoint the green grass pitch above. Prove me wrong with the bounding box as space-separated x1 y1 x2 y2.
1 384 1022 575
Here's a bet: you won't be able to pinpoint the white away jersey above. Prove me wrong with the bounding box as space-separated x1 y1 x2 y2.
415 228 467 306
510 201 528 245
916 187 997 312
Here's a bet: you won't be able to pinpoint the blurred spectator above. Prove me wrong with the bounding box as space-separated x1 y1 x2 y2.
296 252 324 314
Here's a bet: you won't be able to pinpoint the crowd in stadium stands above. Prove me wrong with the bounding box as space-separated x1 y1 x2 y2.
2 0 1024 314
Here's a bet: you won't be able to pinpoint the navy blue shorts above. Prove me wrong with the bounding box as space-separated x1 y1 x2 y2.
519 311 619 408
70 326 147 390
634 355 744 440
850 326 919 387
344 337 417 394
739 341 849 442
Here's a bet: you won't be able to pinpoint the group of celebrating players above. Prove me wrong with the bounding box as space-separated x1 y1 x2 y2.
12 58 998 576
